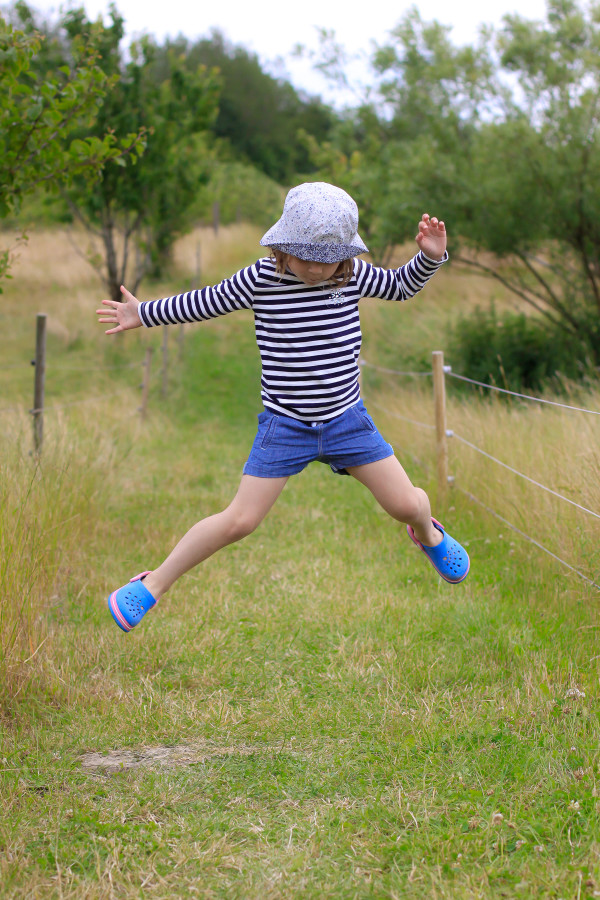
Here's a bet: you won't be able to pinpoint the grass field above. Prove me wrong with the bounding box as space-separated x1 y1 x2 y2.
1 226 600 898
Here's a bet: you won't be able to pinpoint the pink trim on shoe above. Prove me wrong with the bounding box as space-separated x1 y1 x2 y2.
109 590 133 631
130 571 152 582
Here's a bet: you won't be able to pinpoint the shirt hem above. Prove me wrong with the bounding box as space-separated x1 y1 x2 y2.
262 396 362 422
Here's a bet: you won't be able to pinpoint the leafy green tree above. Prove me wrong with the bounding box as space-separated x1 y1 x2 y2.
52 7 220 301
452 0 600 356
157 30 336 184
309 1 600 364
194 161 283 230
0 9 142 287
301 10 493 263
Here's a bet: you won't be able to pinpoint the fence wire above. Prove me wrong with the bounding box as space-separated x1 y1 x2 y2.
368 398 435 431
455 486 600 592
363 353 600 417
1 349 146 418
0 403 26 412
0 362 31 371
447 370 600 416
44 361 142 373
30 389 133 414
360 358 432 378
1 360 141 374
452 431 600 521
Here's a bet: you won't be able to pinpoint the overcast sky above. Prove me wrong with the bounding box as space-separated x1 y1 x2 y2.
29 0 550 103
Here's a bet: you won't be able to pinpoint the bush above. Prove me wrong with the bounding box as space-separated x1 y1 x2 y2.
449 307 595 393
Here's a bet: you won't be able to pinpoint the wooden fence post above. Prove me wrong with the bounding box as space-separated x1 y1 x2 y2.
140 347 152 420
432 350 448 499
32 313 47 455
191 231 201 290
162 326 168 399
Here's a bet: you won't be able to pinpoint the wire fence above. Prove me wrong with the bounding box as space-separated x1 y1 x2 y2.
360 359 433 379
361 352 600 592
446 369 600 416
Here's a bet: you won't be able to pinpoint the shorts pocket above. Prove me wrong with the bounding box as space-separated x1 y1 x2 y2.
350 405 377 434
260 414 278 449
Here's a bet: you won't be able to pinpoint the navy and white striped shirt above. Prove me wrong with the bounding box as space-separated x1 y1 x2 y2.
138 251 446 421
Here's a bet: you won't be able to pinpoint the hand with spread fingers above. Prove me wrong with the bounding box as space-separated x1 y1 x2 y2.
415 213 447 261
96 285 142 334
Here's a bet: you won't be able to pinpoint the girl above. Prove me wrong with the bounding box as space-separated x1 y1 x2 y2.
97 182 469 633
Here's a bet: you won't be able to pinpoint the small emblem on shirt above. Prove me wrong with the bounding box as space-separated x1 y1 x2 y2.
327 289 345 307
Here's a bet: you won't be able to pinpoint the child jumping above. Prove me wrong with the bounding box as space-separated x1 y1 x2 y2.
96 182 469 633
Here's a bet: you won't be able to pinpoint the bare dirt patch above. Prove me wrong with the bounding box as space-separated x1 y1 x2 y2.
80 741 296 773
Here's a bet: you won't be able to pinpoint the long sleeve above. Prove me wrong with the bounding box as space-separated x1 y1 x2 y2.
138 260 261 327
354 250 448 302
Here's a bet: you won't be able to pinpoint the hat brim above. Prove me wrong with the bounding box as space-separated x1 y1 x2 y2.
260 240 368 263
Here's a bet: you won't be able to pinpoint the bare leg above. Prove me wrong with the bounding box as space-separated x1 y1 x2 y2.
346 456 441 546
142 474 288 599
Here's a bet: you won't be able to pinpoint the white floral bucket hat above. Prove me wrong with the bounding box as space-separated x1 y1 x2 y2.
260 181 368 263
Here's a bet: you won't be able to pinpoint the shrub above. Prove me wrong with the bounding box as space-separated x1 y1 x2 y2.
449 307 595 393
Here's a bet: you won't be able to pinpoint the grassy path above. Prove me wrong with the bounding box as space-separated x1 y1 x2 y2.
1 234 599 898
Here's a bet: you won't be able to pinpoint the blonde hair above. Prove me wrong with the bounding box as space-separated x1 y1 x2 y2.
271 249 353 288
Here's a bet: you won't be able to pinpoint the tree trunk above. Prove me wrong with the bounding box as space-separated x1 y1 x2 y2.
101 208 121 303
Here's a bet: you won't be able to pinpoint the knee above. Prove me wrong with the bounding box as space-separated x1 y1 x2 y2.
223 508 263 543
389 486 427 524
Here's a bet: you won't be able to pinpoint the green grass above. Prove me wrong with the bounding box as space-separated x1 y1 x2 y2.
1 230 600 898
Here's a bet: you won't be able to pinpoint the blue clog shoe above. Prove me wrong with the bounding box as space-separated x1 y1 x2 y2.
108 571 157 632
407 518 470 583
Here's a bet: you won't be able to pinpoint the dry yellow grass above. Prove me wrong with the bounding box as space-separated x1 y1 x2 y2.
0 397 140 702
172 222 264 284
1 223 263 345
7 222 263 290
368 375 600 591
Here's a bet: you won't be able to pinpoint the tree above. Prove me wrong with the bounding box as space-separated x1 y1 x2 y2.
52 6 220 301
300 9 494 263
0 9 143 287
159 30 336 184
310 1 600 360
452 0 600 355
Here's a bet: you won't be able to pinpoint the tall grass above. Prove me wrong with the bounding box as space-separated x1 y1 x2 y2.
0 224 265 711
365 373 600 591
0 405 136 708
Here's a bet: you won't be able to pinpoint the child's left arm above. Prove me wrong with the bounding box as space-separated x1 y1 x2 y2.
415 213 446 261
356 212 448 302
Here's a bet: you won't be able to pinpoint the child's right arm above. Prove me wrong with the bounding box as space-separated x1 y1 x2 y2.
96 286 142 335
137 262 258 329
96 261 261 335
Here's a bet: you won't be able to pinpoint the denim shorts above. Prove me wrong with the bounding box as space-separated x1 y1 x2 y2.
243 399 394 478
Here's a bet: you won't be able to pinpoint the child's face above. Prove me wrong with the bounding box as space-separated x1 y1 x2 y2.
286 255 340 285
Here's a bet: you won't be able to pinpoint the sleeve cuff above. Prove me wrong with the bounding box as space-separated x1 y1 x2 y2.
138 302 150 328
421 249 449 265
